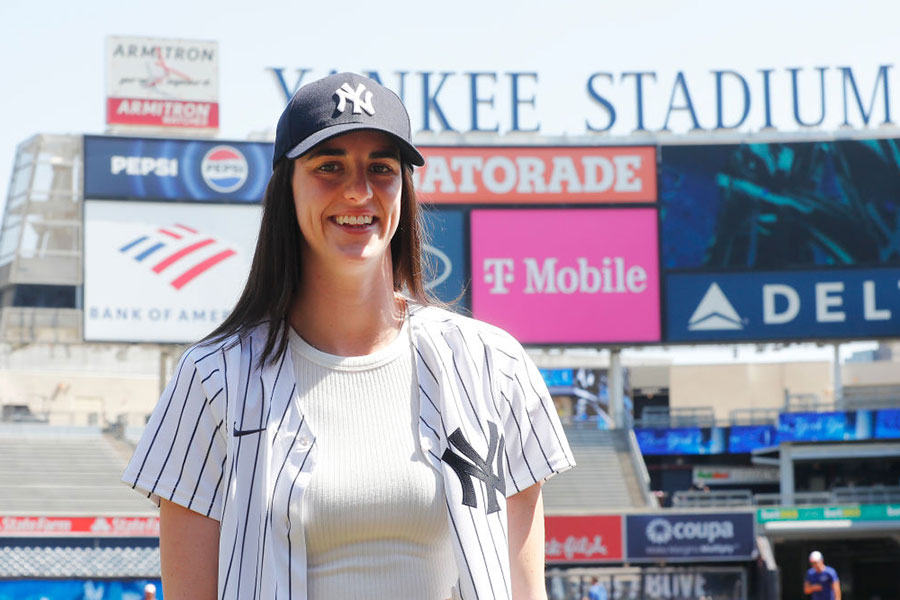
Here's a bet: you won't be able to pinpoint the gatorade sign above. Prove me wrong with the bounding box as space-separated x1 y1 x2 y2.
666 268 900 342
415 146 656 203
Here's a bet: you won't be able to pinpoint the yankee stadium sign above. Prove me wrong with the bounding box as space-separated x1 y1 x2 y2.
267 65 896 134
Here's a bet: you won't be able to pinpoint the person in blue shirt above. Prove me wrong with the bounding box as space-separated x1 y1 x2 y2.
584 577 608 600
804 551 841 600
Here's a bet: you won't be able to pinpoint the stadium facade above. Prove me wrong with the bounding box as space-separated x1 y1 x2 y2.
3 40 900 600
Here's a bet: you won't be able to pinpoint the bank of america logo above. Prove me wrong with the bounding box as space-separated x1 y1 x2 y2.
118 223 237 290
688 282 744 331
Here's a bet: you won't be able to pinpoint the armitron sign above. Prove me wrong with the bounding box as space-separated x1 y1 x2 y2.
106 36 219 130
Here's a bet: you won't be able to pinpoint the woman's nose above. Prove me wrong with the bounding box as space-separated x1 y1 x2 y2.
343 166 373 201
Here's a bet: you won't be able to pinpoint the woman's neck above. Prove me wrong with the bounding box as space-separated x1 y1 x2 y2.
290 258 405 357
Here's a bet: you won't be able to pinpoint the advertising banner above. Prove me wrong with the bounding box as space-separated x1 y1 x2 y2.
626 512 755 562
471 209 660 344
758 504 900 526
875 408 900 439
84 136 272 202
83 200 260 343
545 515 624 563
0 516 159 537
778 410 871 442
545 566 748 600
665 268 900 342
416 146 657 204
728 425 777 453
692 466 779 486
0 579 163 600
660 139 900 272
541 367 632 425
107 36 218 130
640 567 747 600
421 209 468 307
641 409 900 455
634 427 726 455
541 368 576 388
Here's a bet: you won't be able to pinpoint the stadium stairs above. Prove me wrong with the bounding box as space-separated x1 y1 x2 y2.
0 424 154 514
542 425 654 512
0 422 654 515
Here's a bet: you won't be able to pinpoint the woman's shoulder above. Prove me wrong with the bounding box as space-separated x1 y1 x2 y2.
409 303 527 358
179 321 273 369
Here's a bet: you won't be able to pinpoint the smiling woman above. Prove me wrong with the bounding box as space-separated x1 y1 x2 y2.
291 131 404 275
121 72 574 600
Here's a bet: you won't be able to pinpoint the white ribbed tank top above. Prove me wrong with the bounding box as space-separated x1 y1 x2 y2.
287 321 457 600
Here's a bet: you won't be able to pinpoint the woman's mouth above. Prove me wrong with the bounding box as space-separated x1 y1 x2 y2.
333 215 374 227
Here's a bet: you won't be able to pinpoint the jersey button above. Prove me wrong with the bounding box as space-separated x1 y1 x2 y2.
297 435 312 450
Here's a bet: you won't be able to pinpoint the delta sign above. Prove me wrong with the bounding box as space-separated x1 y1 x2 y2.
665 269 900 342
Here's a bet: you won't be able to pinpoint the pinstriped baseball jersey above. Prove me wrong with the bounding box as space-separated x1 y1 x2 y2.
122 303 575 600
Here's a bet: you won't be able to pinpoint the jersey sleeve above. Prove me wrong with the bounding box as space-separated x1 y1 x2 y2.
121 347 228 520
499 341 575 496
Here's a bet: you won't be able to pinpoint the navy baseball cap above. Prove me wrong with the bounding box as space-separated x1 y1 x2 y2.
273 72 425 169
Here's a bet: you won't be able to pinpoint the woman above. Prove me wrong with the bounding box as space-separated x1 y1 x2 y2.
123 72 574 600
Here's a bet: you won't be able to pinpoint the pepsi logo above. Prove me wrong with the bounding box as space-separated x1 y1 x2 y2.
201 145 249 193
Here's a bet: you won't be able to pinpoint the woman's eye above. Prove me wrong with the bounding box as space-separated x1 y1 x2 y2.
370 163 395 174
317 163 339 173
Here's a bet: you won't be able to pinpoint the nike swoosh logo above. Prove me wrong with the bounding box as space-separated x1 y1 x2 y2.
233 424 267 437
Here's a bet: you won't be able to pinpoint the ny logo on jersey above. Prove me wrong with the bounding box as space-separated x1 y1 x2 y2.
334 82 376 116
442 422 506 514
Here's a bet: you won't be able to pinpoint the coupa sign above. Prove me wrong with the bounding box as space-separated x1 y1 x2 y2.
471 208 660 344
665 268 900 342
625 513 755 562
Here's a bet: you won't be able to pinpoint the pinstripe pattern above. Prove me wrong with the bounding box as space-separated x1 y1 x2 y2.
122 305 574 600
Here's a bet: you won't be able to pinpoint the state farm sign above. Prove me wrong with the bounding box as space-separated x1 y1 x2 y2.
545 515 624 563
415 147 656 203
471 208 661 344
0 516 159 537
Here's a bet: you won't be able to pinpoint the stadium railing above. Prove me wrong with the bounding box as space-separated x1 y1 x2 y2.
673 485 900 508
634 406 717 429
672 489 754 508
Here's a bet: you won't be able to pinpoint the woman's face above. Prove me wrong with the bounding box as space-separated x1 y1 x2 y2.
291 130 403 274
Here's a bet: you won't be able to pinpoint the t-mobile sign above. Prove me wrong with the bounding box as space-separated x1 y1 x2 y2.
471 209 660 344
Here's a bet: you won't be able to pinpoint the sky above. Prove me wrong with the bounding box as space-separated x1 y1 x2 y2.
0 0 896 363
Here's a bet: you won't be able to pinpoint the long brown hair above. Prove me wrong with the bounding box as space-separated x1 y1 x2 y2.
203 158 429 365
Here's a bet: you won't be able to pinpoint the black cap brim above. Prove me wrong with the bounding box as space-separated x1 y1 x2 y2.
283 122 425 167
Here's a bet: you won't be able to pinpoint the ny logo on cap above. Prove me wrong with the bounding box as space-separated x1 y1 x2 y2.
335 82 375 116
